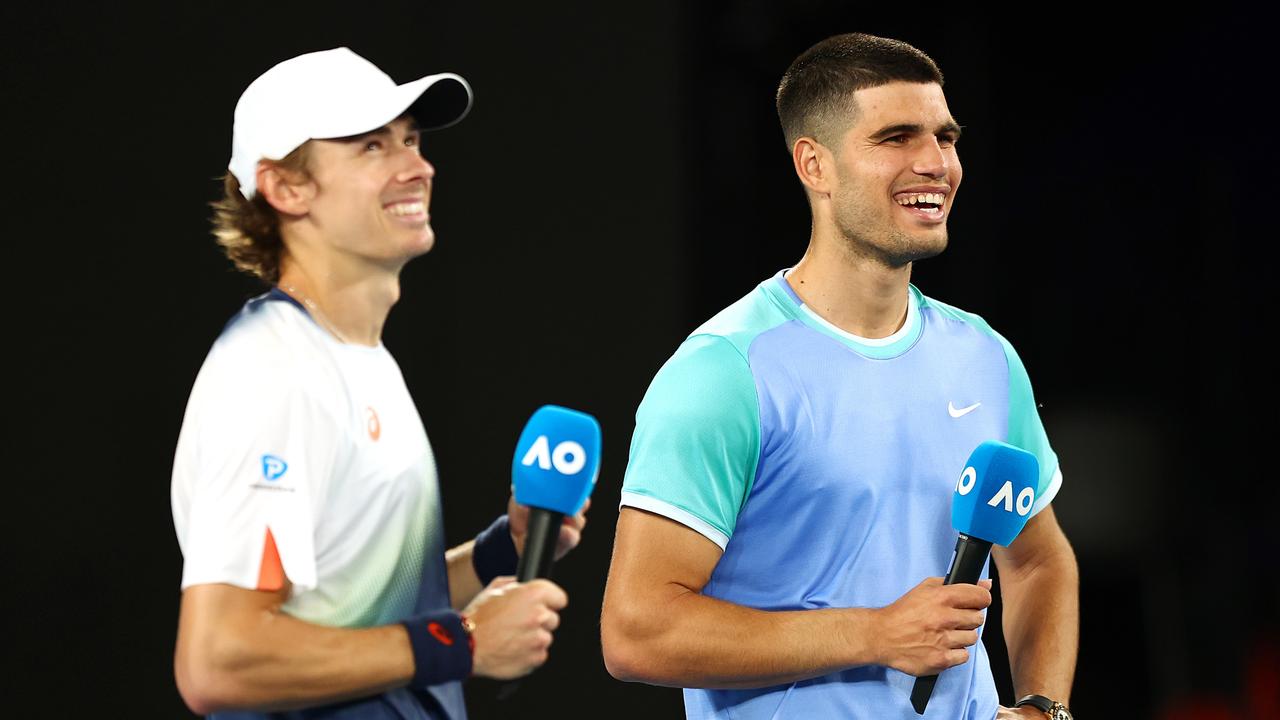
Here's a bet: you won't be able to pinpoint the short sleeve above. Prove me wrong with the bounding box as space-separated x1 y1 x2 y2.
173 367 340 594
620 334 761 549
997 336 1062 516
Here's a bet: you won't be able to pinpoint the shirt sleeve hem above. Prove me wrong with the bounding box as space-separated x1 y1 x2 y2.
619 491 729 550
1029 464 1063 517
179 573 318 595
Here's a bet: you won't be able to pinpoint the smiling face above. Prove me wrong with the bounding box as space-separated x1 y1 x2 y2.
299 115 437 268
826 81 962 268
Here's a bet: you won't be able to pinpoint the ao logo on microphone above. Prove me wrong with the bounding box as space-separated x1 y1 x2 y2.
520 435 587 475
956 466 1034 517
512 405 602 517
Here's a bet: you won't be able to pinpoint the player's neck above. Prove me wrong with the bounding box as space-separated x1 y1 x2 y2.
786 235 912 340
276 253 400 348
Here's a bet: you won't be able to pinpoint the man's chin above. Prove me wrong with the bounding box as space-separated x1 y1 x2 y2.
406 227 436 257
880 233 947 268
911 235 947 262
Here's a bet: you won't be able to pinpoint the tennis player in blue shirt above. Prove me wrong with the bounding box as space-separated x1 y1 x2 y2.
601 33 1078 720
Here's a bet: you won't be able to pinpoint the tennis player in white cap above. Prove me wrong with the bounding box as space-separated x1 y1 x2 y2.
171 47 586 719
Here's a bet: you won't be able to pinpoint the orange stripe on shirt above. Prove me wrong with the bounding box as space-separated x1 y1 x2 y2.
256 527 285 591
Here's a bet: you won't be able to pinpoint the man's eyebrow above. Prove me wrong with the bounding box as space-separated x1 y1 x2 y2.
868 121 964 140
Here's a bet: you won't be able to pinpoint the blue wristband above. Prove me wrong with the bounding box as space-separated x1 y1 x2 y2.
401 609 473 687
472 515 519 585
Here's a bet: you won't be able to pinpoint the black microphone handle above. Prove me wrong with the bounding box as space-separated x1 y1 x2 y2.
941 533 993 586
516 508 564 582
498 508 567 702
909 533 994 715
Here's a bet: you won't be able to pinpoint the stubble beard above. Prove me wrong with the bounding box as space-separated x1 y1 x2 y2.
833 191 949 270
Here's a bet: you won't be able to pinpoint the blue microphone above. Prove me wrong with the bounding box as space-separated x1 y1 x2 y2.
911 440 1040 715
512 405 601 582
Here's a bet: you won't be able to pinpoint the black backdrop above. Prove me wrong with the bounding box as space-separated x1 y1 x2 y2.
3 3 1275 718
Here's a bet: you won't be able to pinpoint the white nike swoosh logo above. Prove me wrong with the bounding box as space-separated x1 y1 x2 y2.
948 401 981 418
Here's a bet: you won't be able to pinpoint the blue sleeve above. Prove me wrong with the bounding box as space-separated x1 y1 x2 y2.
620 334 761 548
997 335 1062 515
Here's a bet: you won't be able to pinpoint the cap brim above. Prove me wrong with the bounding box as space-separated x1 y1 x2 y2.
407 73 473 130
309 73 472 140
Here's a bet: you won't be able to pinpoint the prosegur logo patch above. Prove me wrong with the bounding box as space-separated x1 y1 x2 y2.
261 455 288 481
252 454 295 492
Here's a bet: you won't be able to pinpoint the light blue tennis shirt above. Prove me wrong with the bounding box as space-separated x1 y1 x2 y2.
620 270 1062 720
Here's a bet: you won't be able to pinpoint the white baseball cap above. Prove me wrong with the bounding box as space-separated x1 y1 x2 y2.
229 47 473 199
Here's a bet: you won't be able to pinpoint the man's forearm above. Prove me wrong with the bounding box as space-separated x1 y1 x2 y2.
602 583 880 689
446 540 484 610
999 546 1079 702
602 508 987 690
176 587 416 714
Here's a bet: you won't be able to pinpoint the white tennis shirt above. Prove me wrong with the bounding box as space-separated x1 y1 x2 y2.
172 291 446 627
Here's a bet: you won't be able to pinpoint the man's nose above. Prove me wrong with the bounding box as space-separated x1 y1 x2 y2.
396 149 435 186
912 137 949 178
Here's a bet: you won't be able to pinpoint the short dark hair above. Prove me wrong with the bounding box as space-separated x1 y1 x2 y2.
776 33 944 149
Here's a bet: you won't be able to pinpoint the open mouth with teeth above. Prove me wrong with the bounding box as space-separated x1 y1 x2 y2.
895 192 946 219
386 201 426 217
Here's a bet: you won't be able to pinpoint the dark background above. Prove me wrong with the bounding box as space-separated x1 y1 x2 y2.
3 3 1276 718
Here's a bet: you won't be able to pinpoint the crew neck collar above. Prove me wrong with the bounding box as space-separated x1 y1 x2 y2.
264 287 385 353
765 269 924 359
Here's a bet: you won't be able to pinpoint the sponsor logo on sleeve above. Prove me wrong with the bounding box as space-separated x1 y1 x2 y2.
252 454 295 492
262 455 288 480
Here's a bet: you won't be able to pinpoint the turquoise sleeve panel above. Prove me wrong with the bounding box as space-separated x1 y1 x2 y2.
996 334 1062 515
919 293 1063 516
621 334 762 546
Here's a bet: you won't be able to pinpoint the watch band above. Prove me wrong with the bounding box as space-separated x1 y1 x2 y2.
1015 695 1052 712
1015 694 1072 719
459 612 478 655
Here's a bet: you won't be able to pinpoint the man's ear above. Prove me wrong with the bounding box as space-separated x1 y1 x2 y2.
255 162 313 217
791 137 835 198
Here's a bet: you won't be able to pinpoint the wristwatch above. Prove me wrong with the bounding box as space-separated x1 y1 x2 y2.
1015 694 1072 719
459 613 477 655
